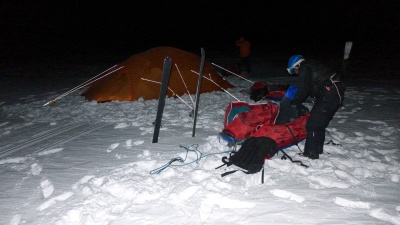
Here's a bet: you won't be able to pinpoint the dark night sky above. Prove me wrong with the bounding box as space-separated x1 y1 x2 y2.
1 0 399 62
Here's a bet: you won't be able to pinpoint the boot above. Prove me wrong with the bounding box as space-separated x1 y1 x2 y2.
304 131 324 159
298 152 319 159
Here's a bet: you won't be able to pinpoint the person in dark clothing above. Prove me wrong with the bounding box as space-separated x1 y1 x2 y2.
235 37 252 76
285 55 346 159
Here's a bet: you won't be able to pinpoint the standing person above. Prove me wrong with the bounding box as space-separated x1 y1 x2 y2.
286 55 346 159
236 37 251 76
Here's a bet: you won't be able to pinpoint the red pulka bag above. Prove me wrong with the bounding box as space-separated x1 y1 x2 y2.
250 114 309 149
221 101 309 149
222 102 279 140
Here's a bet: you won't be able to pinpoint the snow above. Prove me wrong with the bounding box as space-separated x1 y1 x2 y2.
1 56 400 225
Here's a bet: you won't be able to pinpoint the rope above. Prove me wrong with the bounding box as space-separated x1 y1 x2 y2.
150 144 232 174
285 125 304 153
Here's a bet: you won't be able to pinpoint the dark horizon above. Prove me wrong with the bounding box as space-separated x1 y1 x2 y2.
1 1 399 63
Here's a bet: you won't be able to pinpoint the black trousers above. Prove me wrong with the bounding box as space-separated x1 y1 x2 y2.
275 97 298 125
304 82 346 157
239 57 251 73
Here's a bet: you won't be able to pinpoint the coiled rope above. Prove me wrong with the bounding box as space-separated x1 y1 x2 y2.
150 144 232 174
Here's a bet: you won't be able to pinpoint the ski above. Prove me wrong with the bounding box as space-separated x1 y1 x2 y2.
340 41 353 78
152 56 172 143
192 48 205 137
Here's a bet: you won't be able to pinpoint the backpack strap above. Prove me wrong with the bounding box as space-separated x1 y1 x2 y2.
221 167 265 185
217 155 255 178
221 170 239 177
215 156 232 169
280 149 309 168
285 125 303 153
261 167 265 184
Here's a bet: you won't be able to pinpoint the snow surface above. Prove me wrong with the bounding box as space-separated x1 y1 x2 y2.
1 56 400 225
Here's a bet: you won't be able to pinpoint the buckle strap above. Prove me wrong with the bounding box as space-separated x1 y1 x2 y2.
221 170 238 177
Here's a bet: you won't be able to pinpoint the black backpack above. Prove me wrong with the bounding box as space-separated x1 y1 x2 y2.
217 137 278 179
250 84 269 102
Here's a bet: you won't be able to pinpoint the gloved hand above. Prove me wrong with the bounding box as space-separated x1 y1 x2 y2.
296 104 310 117
285 85 298 100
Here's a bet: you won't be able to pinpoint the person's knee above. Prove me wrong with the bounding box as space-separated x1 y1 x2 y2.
306 122 326 135
306 119 326 132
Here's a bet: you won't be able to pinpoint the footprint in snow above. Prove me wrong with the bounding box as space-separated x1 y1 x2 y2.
138 150 151 159
369 208 400 224
333 197 371 209
40 179 54 198
390 174 399 183
308 175 350 189
133 140 144 146
115 123 129 129
140 127 153 135
334 170 361 185
37 148 64 156
126 139 133 147
8 214 22 225
199 193 255 222
0 157 27 165
72 175 96 190
169 186 200 205
107 143 120 153
30 163 42 176
126 139 144 148
37 192 73 211
269 189 305 203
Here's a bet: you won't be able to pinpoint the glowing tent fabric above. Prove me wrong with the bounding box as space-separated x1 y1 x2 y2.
82 46 234 102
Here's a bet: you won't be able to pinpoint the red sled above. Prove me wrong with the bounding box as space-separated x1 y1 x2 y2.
220 101 309 149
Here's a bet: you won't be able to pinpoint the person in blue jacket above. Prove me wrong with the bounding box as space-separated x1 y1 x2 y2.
285 55 346 159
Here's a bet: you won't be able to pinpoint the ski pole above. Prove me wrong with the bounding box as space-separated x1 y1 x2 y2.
211 63 254 84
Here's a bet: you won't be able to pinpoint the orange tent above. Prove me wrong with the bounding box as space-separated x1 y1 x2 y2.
82 46 235 102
